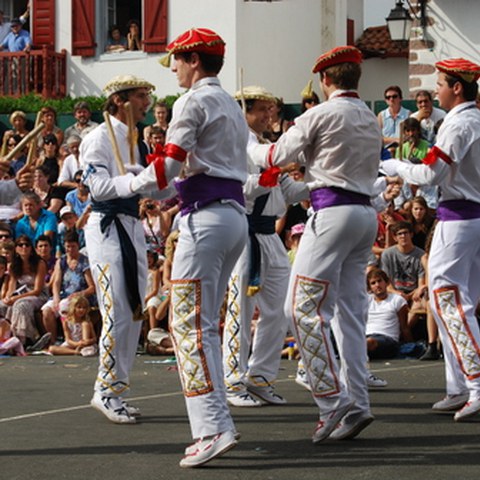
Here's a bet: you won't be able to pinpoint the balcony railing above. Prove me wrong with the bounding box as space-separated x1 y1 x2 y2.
0 46 67 98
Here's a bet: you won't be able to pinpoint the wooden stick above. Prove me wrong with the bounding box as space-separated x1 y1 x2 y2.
124 101 136 165
0 134 9 157
238 67 246 115
103 111 126 175
4 122 45 163
398 120 405 161
25 111 43 166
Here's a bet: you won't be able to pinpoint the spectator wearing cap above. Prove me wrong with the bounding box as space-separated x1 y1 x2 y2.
65 170 91 220
57 135 82 189
56 205 85 257
0 15 30 52
0 7 29 44
248 45 381 442
64 102 99 140
287 222 305 264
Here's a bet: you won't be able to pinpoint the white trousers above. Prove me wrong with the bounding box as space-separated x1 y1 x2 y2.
170 202 248 439
223 233 290 392
288 205 377 416
428 219 480 399
85 212 147 398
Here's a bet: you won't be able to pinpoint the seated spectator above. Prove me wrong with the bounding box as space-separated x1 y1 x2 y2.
15 191 57 244
144 249 168 332
5 134 27 174
37 106 64 150
372 201 405 260
287 222 304 264
395 118 429 162
56 205 85 257
64 102 98 140
33 165 64 214
105 24 127 53
0 17 31 52
0 238 14 270
0 317 26 356
57 135 82 189
380 221 427 336
406 196 435 250
143 101 169 142
0 254 8 296
410 90 446 144
366 268 411 359
35 234 56 289
139 198 170 255
41 230 95 344
38 133 61 184
146 126 166 153
377 85 411 147
65 170 91 218
0 235 49 346
48 295 97 356
2 110 30 142
126 19 142 51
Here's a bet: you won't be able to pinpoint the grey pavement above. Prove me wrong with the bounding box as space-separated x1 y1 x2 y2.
1 355 479 480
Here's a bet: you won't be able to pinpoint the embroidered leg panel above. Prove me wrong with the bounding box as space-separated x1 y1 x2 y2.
170 279 213 397
95 264 129 396
223 275 242 391
434 286 480 380
292 275 340 397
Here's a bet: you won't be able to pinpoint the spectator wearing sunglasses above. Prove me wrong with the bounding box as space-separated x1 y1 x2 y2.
377 85 411 147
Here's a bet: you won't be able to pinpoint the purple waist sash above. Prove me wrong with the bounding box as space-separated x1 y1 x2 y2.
437 199 480 221
175 173 245 216
310 186 371 211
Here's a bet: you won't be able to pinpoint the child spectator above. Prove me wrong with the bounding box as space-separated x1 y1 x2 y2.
144 249 167 332
48 295 97 356
287 223 305 264
56 206 85 256
0 317 26 356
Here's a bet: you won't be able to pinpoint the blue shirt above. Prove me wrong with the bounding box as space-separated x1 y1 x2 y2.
65 189 91 217
15 208 58 244
1 28 31 52
380 106 411 139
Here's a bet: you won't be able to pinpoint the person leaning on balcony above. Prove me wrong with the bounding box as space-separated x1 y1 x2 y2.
0 17 31 53
126 19 142 51
0 4 29 44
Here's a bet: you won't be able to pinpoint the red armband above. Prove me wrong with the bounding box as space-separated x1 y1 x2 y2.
164 143 187 162
259 166 282 187
423 145 453 166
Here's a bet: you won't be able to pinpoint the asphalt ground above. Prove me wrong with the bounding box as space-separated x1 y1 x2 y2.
1 355 479 480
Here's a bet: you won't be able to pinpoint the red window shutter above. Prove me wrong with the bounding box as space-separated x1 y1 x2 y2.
71 0 96 57
32 0 56 48
347 19 355 46
143 0 168 53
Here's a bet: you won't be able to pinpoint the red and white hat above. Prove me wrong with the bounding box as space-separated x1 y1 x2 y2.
312 45 362 74
435 58 480 83
159 28 225 67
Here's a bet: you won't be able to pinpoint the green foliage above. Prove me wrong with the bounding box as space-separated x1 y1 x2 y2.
0 93 183 115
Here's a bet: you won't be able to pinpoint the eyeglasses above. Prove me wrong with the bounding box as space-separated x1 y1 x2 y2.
385 94 399 100
0 234 11 239
16 243 31 247
7 143 16 147
44 140 57 145
394 230 410 236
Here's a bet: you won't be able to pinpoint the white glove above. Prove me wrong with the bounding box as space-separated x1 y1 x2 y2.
124 164 144 175
380 159 402 177
113 172 135 198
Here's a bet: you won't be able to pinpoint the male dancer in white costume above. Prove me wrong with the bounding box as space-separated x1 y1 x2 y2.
248 46 382 442
124 28 249 467
80 75 157 424
382 58 480 421
223 86 309 407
